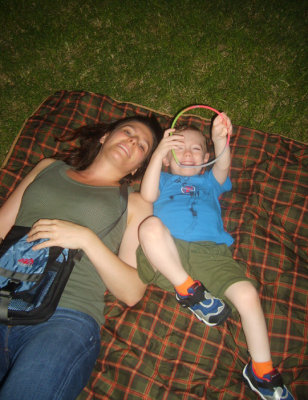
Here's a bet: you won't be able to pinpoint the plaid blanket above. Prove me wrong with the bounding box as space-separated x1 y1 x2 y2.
0 91 307 399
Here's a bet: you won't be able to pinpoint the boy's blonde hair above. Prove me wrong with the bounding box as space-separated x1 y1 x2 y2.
175 125 208 151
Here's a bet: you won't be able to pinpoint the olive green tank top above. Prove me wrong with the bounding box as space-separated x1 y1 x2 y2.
16 160 128 325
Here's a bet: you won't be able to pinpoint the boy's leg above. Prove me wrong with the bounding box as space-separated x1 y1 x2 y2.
225 281 271 363
139 216 230 326
139 216 190 286
225 281 294 400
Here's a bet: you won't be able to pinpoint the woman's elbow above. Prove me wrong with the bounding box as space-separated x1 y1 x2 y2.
122 284 147 307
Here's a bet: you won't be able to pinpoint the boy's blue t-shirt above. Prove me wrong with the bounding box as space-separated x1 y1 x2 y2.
153 170 234 246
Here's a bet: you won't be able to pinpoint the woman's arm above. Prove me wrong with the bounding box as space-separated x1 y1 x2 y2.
0 158 56 239
27 192 152 306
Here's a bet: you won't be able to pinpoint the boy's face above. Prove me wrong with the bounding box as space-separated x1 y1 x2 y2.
163 129 209 176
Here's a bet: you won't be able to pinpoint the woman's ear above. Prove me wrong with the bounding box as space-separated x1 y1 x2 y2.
99 133 109 144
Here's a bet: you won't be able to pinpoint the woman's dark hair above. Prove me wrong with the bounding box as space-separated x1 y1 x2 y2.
56 115 163 183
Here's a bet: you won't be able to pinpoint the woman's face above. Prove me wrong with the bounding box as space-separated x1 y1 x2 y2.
100 121 154 174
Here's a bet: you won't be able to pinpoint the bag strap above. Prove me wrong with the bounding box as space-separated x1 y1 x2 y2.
0 280 21 320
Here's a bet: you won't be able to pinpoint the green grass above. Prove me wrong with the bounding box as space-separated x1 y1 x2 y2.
0 0 307 164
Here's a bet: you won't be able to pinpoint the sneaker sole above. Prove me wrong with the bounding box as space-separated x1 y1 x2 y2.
188 306 218 326
243 364 267 400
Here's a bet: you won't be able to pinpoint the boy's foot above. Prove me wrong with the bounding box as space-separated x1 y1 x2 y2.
243 361 294 400
175 280 231 326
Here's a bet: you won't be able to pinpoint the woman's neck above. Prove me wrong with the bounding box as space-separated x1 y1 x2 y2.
66 162 122 187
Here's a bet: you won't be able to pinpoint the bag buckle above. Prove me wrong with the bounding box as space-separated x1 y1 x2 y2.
0 279 21 296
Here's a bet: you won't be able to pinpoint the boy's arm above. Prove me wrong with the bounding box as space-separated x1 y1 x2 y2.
140 129 184 203
140 151 163 202
211 113 232 185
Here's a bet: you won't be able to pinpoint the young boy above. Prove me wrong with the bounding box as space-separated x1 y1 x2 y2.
136 113 294 400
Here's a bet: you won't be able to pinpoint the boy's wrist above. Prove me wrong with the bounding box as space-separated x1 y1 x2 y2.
151 151 164 165
212 136 228 146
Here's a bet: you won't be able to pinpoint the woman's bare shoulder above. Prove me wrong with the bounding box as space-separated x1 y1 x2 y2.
25 158 56 179
35 157 56 170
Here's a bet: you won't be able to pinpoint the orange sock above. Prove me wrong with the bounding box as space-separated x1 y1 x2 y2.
175 276 195 295
252 360 274 378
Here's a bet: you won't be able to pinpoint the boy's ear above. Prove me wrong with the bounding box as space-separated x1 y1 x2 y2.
204 152 210 163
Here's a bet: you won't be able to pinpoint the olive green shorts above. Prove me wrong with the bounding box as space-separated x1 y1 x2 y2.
136 239 255 301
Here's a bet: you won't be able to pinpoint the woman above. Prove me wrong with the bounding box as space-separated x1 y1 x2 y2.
0 115 163 400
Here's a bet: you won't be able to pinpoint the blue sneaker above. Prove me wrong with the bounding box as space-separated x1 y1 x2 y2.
243 361 294 400
175 280 231 326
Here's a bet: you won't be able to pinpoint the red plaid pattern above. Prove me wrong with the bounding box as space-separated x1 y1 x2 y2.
0 91 307 399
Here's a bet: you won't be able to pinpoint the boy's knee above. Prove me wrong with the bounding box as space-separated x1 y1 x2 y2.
243 284 259 304
238 284 261 315
139 216 164 241
226 281 260 311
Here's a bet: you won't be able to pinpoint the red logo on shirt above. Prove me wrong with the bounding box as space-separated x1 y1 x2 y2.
18 258 34 266
181 185 196 194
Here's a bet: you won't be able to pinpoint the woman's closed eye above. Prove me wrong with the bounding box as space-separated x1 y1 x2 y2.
138 142 146 152
123 127 149 153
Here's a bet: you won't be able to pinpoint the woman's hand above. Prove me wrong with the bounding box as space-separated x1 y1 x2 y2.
27 219 92 251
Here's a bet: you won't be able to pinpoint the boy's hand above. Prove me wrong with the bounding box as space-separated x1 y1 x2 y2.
140 129 184 202
212 112 232 143
153 129 185 161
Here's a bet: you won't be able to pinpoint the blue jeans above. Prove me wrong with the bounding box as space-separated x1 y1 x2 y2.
0 308 101 400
